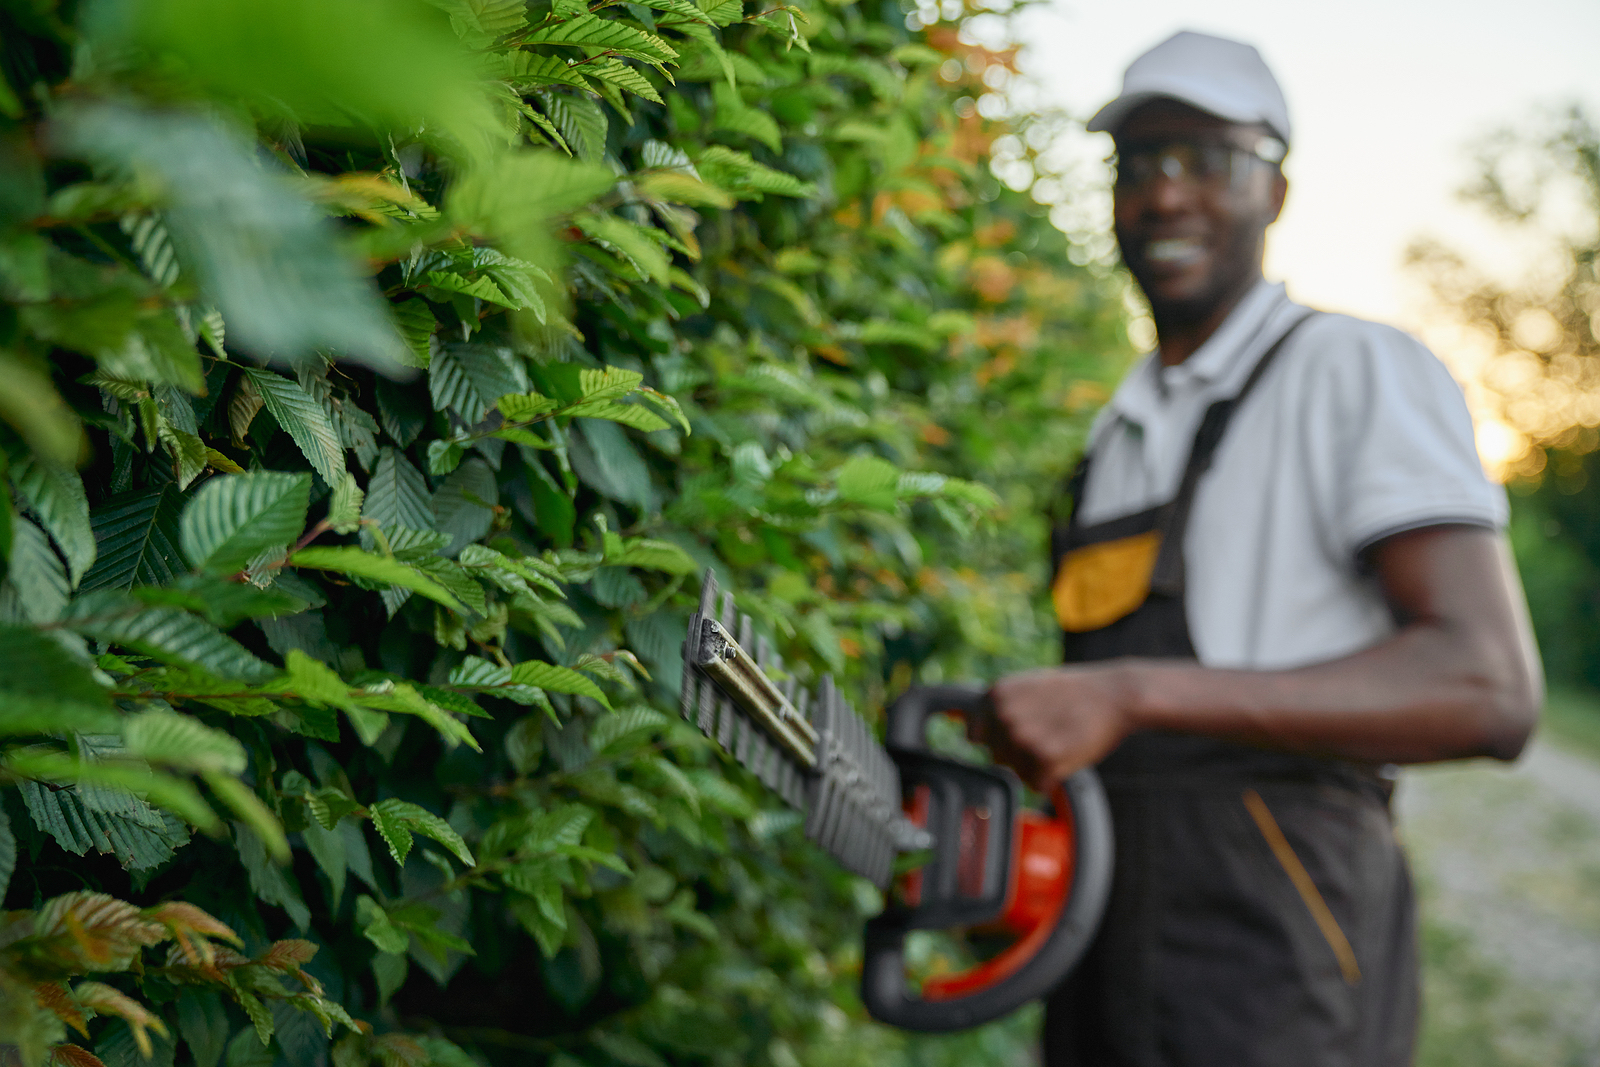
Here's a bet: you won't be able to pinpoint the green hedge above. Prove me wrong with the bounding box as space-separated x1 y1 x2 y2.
0 0 1132 1063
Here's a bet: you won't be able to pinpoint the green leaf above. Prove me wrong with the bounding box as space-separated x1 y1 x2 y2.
696 145 817 199
9 745 218 830
357 896 410 954
0 808 16 904
231 814 300 910
368 798 475 866
4 517 70 623
834 453 901 510
123 708 248 774
18 778 190 869
497 392 560 421
0 625 114 731
563 398 671 432
288 546 466 612
7 449 95 587
62 590 279 683
129 576 309 629
448 149 615 262
326 471 365 534
241 368 346 487
56 103 409 372
361 447 434 537
432 458 498 557
578 214 671 283
501 52 589 90
391 298 435 368
80 484 188 592
0 349 85 467
524 13 679 63
428 343 525 422
510 660 610 707
584 60 664 105
713 92 782 154
176 990 230 1067
179 472 312 575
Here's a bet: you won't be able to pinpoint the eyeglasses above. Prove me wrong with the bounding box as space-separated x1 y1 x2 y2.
1110 136 1287 193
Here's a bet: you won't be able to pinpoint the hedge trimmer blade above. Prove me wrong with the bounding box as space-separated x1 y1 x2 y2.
680 570 931 886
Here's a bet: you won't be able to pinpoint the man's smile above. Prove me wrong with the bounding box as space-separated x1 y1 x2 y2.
1141 237 1207 269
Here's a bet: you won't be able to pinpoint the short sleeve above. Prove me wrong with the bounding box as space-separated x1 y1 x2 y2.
1300 318 1508 558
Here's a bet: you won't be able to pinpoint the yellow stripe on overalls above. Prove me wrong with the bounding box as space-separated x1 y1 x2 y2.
1051 530 1163 633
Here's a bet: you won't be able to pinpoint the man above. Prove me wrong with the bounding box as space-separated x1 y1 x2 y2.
981 31 1543 1067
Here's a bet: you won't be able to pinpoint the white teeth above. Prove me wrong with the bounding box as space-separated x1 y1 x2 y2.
1145 238 1203 265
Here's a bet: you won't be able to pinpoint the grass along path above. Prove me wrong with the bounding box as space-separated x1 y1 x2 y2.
1401 717 1600 1066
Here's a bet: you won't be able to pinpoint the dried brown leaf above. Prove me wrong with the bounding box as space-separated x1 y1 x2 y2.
34 980 87 1036
74 981 168 1055
48 1044 108 1067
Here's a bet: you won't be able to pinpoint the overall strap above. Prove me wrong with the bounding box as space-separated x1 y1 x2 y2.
1148 312 1321 597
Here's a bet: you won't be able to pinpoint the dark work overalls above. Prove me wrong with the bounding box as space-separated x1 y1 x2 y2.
1041 316 1420 1067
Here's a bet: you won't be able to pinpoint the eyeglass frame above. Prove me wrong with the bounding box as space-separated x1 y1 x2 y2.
1106 134 1288 194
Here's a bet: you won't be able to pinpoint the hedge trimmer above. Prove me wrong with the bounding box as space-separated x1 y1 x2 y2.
680 571 1114 1032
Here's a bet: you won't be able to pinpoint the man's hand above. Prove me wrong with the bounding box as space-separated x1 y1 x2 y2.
983 666 1136 789
978 526 1542 786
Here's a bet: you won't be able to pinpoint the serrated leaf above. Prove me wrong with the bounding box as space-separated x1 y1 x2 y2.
361 448 434 541
56 103 408 372
8 449 95 586
696 145 817 199
220 786 292 866
241 369 346 487
289 546 466 612
501 52 589 90
563 398 670 431
368 798 475 866
448 149 614 259
497 392 560 422
635 170 733 209
0 808 15 903
584 60 664 104
834 453 900 509
79 484 187 593
179 472 311 576
356 896 410 954
326 472 364 534
524 13 678 62
432 458 497 557
588 705 668 752
578 213 670 283
62 590 278 683
509 660 610 707
428 344 524 423
18 781 189 868
390 299 435 369
5 517 70 623
123 709 248 775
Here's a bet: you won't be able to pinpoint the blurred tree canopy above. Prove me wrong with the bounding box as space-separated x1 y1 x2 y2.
0 0 1133 1064
1410 106 1600 693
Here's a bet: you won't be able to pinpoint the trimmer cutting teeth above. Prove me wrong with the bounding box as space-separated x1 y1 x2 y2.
679 570 1115 1031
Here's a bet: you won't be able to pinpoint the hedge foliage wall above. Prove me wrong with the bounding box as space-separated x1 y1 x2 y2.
0 0 1133 1063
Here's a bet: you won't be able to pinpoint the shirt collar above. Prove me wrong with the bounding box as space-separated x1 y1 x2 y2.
1105 279 1290 429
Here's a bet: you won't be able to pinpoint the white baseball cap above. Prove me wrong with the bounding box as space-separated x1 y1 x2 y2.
1087 31 1291 145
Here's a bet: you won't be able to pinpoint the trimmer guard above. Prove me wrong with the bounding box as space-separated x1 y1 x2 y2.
860 685 1115 1032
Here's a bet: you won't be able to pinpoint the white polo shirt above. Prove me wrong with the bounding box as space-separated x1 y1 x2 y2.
1078 280 1508 671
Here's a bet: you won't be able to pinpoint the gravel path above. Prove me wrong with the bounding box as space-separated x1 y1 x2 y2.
1399 737 1600 1065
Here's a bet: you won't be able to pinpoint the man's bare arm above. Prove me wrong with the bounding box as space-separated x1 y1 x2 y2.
985 526 1544 788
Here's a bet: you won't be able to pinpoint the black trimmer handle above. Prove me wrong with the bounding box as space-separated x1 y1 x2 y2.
862 684 1115 1033
884 683 992 750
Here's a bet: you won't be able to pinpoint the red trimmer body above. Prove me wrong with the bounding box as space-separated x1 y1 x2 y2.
860 686 1113 1032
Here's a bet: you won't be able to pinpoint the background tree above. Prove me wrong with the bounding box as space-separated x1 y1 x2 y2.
1409 106 1600 699
0 0 1132 1064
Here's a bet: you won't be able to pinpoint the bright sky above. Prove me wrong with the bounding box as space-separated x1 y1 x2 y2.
1009 0 1600 325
